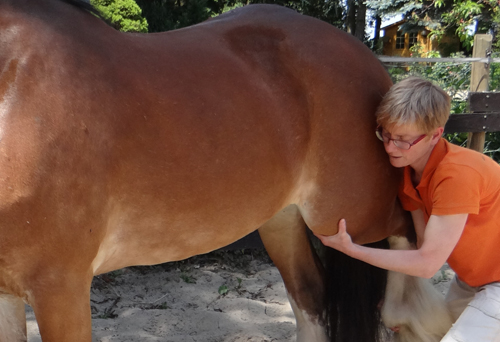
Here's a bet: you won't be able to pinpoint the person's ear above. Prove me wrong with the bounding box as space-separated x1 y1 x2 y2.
431 127 444 144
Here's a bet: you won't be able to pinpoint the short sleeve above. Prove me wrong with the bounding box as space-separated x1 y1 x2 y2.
431 165 481 216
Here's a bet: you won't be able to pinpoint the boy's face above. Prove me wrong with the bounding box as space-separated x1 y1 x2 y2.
379 124 442 172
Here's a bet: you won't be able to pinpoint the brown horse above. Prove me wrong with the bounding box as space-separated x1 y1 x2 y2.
0 1 411 341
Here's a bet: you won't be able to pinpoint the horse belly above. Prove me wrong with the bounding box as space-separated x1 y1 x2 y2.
91 208 258 274
91 127 302 274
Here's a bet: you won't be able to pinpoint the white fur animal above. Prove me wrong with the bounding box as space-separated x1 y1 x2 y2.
381 236 454 342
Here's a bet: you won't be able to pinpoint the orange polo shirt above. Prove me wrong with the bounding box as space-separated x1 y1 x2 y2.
399 138 500 287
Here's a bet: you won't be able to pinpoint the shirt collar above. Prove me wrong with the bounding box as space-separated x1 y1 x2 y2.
402 138 448 200
418 138 448 187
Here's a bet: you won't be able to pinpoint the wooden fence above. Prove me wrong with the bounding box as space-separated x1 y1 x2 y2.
446 92 500 133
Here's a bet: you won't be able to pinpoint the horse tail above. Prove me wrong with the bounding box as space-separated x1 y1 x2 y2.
321 239 390 342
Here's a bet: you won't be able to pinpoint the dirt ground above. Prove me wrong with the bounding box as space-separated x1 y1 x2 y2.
26 250 455 342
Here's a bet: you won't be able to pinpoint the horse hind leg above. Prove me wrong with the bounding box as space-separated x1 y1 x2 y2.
258 204 328 342
0 294 27 342
382 236 453 342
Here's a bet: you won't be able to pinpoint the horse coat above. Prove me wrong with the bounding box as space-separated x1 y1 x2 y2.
0 1 414 341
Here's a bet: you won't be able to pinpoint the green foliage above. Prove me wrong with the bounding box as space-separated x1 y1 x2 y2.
218 284 229 295
220 2 245 14
493 6 500 51
279 0 344 28
366 0 420 17
217 277 244 296
491 53 500 91
91 0 148 33
157 302 169 309
433 0 492 50
135 0 211 32
96 307 118 319
180 273 196 283
481 52 500 161
135 0 344 33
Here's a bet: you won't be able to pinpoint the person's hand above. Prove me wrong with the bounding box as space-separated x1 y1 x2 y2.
314 219 354 255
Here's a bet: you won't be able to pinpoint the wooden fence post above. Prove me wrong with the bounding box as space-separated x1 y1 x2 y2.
467 34 492 152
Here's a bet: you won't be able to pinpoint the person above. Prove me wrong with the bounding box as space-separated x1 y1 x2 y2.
315 76 500 341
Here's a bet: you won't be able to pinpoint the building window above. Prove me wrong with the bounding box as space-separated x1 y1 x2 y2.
409 32 418 48
396 31 405 49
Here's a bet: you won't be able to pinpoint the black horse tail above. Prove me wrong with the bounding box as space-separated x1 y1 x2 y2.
320 239 390 342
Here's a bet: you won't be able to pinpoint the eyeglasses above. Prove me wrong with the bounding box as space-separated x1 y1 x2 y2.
375 126 427 150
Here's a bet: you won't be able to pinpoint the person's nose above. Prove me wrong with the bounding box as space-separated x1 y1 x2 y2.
384 139 398 154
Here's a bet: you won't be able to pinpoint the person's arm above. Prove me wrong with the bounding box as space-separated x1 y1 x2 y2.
411 209 426 249
314 213 468 278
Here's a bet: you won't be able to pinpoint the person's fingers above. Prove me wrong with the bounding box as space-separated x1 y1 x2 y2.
338 218 347 233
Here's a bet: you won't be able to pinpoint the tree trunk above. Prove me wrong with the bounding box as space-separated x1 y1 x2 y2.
373 14 381 47
354 0 366 41
346 0 357 35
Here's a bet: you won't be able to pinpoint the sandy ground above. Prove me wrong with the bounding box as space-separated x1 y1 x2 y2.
26 250 455 342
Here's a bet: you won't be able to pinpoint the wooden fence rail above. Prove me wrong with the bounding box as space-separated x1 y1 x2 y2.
378 57 500 64
445 113 500 133
446 92 500 133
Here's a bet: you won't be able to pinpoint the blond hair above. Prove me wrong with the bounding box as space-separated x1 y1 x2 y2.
376 77 451 134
